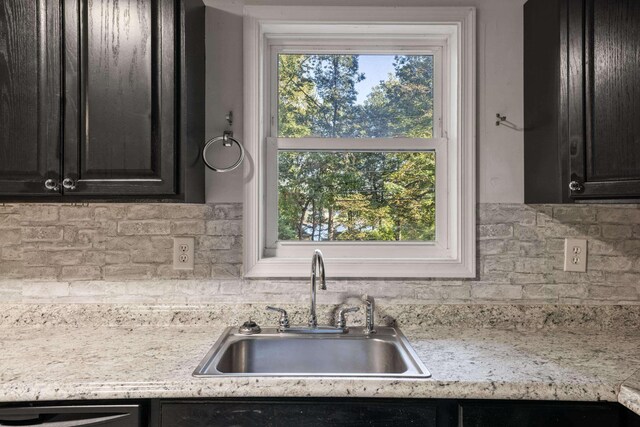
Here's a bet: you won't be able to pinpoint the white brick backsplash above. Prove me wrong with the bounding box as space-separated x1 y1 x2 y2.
0 203 639 304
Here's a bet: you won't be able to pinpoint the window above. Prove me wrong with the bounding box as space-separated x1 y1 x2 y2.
244 6 476 278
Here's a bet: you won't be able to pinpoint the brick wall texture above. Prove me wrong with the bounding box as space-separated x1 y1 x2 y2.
0 203 639 304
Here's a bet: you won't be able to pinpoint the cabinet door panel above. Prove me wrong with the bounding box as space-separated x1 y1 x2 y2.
160 401 439 427
589 0 640 181
569 0 640 199
84 0 154 178
63 0 175 196
0 0 61 196
460 402 621 427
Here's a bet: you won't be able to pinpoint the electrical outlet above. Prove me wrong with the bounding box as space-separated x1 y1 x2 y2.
563 238 587 272
173 237 194 270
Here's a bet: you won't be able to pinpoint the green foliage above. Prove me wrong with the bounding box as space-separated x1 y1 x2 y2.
278 55 316 138
362 56 434 138
277 54 436 242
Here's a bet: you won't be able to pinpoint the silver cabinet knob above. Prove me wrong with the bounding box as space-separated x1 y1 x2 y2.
569 180 584 192
44 179 60 191
62 178 77 190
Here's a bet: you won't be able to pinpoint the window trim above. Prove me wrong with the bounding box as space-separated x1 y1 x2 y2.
265 44 446 255
243 6 476 278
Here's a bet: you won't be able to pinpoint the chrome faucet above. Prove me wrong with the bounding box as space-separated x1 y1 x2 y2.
265 250 358 334
308 249 326 328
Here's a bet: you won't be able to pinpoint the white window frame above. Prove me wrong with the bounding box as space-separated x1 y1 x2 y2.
265 41 447 259
243 6 476 278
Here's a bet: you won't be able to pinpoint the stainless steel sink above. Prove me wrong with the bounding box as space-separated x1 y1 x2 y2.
193 326 431 378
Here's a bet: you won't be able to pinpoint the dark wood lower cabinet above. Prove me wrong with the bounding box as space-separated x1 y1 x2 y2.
2 398 638 426
460 400 640 427
152 398 640 427
154 399 454 427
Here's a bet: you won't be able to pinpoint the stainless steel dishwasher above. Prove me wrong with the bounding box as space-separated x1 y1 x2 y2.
0 404 140 426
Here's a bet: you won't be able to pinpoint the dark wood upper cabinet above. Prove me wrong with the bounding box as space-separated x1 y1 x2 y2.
525 0 640 203
0 0 204 202
63 0 175 196
0 0 62 196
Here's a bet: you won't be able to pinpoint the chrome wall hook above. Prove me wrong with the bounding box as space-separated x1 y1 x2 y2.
495 113 523 131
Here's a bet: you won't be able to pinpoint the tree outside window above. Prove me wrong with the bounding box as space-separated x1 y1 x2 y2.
277 54 436 242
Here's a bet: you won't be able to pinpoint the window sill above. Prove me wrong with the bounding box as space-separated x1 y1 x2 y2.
243 257 476 279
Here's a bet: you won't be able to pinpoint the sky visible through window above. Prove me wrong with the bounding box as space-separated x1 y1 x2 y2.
354 55 397 105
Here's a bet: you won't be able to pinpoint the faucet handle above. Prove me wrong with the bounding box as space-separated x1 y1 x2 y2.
336 306 360 330
361 294 376 335
362 294 375 311
266 306 290 331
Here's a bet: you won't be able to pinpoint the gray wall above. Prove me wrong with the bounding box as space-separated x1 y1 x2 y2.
205 6 244 203
204 0 526 204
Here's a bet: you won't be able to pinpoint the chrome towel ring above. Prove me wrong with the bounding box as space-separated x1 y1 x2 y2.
203 131 245 173
203 111 245 173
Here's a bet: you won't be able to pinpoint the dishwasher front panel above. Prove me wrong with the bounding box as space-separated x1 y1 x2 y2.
0 404 140 426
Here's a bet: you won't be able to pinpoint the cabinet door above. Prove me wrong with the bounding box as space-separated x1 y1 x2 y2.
0 0 62 196
62 0 176 196
460 401 622 427
568 0 640 199
159 400 443 427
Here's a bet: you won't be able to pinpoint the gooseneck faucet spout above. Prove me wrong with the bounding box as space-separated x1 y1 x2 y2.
265 250 361 334
309 249 326 328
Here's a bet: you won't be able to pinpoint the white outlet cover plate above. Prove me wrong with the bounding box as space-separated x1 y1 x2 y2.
563 238 587 272
173 237 195 270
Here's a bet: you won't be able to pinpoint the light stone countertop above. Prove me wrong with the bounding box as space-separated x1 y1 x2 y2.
620 369 640 416
1 323 639 415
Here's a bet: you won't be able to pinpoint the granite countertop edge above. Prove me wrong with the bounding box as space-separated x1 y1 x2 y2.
0 379 623 404
619 371 640 416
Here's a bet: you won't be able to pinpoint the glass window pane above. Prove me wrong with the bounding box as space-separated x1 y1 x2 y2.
278 151 436 242
278 54 434 138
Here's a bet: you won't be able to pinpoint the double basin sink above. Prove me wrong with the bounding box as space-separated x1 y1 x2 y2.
193 326 431 378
